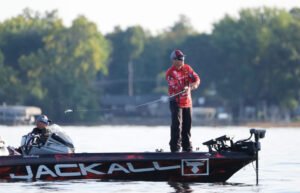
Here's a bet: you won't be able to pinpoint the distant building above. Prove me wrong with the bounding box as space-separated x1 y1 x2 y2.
0 105 42 125
192 107 216 121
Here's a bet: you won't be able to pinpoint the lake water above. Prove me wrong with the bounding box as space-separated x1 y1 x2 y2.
0 125 299 193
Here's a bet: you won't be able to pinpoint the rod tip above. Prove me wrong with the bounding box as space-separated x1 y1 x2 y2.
64 109 73 114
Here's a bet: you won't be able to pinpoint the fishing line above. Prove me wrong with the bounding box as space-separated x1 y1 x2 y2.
64 89 187 114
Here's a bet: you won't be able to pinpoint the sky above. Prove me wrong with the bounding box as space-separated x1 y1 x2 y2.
0 0 299 35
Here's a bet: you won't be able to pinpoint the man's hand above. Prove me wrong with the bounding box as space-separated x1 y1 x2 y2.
190 82 199 90
183 86 189 92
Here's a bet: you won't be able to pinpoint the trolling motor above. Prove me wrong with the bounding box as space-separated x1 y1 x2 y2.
250 129 266 185
203 129 266 185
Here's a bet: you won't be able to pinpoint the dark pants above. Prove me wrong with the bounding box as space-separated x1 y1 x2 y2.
169 101 192 152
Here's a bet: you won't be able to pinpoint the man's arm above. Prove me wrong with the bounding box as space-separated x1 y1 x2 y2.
31 128 37 134
188 67 200 90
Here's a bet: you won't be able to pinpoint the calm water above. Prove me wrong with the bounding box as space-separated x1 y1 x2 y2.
0 125 299 193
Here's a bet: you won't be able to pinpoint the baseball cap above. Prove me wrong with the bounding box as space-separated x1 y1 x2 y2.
36 115 51 125
170 49 185 61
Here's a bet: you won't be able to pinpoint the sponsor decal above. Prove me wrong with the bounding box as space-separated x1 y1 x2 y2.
181 159 209 176
9 161 181 180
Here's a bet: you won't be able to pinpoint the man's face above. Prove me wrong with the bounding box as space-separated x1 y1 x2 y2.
173 59 184 68
36 121 47 129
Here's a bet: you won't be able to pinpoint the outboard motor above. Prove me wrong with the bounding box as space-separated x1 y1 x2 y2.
0 136 9 156
20 124 75 155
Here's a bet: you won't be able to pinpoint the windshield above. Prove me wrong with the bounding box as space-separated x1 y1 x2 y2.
47 124 74 145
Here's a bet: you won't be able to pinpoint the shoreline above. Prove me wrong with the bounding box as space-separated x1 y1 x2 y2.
58 117 300 128
2 116 300 128
242 121 300 128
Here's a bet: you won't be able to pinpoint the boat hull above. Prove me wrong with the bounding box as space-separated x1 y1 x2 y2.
0 152 254 182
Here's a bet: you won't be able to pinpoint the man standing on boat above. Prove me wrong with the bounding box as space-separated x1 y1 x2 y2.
166 49 200 152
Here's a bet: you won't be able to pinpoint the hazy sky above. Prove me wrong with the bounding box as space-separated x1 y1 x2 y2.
0 0 299 34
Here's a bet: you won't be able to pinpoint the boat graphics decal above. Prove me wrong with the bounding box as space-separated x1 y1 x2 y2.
9 161 181 180
181 159 209 176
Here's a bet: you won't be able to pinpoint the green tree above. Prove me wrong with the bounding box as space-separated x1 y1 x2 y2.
106 26 146 95
0 9 62 105
134 15 197 95
0 51 23 103
211 7 300 117
19 16 111 121
179 34 218 98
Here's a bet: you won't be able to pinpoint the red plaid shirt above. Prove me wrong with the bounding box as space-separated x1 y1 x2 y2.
166 64 200 108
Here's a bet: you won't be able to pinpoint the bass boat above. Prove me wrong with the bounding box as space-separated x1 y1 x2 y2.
0 125 265 183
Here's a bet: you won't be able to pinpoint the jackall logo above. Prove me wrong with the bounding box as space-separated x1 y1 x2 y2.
181 159 209 176
9 162 180 180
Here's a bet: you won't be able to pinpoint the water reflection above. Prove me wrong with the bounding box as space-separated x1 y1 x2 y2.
23 181 69 192
168 181 257 193
168 182 193 193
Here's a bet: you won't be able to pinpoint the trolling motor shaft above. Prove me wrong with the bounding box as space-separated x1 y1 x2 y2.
250 129 266 185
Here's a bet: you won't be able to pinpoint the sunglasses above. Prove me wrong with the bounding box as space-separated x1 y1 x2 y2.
174 58 184 61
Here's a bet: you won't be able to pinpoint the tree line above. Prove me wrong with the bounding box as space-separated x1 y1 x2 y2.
0 7 300 122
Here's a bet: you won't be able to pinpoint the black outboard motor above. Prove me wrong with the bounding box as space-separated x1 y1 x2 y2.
20 124 75 155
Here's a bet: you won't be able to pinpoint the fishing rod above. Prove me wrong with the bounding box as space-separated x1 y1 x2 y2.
64 88 188 114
